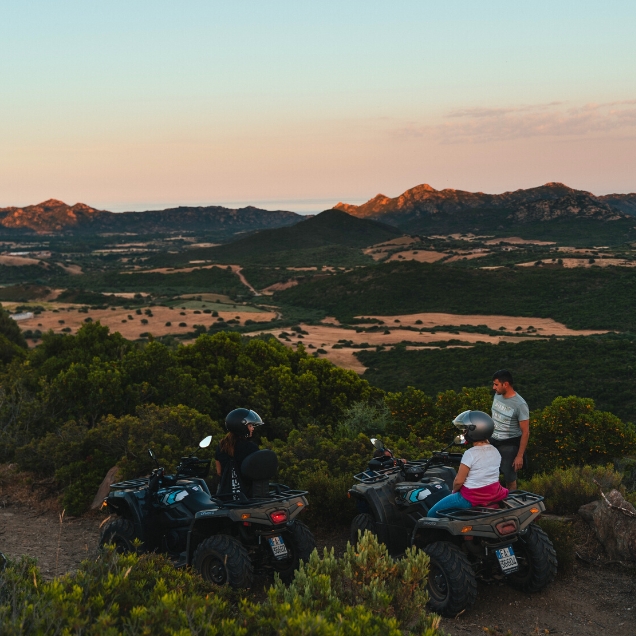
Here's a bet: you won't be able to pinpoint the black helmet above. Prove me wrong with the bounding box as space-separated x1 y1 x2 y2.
453 410 494 442
225 408 263 438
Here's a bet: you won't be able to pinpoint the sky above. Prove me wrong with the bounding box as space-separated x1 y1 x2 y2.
1 1 635 212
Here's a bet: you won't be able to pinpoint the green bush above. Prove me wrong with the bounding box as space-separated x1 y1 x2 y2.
521 464 623 514
0 534 442 635
528 396 636 474
335 400 395 437
385 385 491 439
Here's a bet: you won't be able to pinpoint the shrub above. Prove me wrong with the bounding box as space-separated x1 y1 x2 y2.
336 400 395 438
528 396 636 474
521 464 623 514
0 532 442 635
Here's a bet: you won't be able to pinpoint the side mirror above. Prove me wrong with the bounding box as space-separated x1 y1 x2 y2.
370 438 385 451
199 435 212 448
148 448 156 460
454 435 467 446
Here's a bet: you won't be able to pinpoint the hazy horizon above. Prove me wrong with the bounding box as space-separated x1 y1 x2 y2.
2 1 635 210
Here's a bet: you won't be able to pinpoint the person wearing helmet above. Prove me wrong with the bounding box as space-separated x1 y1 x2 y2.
215 408 263 497
426 411 509 518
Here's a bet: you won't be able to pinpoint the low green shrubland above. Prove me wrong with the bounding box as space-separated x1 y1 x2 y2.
2 322 635 522
528 396 636 474
0 533 442 635
276 260 636 331
357 335 636 422
521 465 624 515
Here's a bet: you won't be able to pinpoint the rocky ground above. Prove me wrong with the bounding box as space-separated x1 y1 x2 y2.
1 465 634 635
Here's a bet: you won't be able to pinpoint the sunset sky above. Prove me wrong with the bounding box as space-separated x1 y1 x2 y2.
1 1 635 212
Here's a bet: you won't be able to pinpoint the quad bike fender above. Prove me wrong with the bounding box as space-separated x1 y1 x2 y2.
413 499 545 541
185 496 309 565
103 490 147 542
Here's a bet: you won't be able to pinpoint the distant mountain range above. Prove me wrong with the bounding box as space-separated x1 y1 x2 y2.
0 199 301 238
2 183 636 241
336 183 636 234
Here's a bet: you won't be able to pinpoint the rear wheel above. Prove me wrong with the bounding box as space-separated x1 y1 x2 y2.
350 513 377 547
99 518 142 554
506 524 557 592
424 541 477 618
273 521 317 583
193 534 253 588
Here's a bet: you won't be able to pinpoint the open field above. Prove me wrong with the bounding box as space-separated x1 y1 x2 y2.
386 249 447 262
518 257 636 268
354 312 607 336
244 311 602 372
7 302 277 343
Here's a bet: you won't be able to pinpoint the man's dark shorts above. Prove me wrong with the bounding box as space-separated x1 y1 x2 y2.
490 436 523 484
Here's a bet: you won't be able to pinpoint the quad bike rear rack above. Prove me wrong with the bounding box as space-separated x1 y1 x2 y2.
435 491 545 521
109 477 307 506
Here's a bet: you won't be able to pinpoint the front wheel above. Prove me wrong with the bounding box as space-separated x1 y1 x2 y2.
99 518 142 554
274 521 317 583
350 513 377 547
506 523 557 593
424 541 478 618
193 534 253 588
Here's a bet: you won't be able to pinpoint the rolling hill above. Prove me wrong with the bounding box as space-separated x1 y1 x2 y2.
335 183 636 239
154 209 404 267
0 199 302 239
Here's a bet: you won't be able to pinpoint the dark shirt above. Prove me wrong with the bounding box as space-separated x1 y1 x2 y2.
215 439 259 491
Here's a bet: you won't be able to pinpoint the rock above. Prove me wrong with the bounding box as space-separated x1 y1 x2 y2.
90 466 121 510
579 489 636 562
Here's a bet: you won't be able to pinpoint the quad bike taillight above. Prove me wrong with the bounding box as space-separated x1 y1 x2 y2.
495 521 517 536
269 510 288 524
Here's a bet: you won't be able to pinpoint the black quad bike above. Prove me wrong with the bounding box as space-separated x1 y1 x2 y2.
100 435 316 587
348 437 557 617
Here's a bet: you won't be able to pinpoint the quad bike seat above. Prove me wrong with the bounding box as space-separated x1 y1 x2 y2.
241 449 279 498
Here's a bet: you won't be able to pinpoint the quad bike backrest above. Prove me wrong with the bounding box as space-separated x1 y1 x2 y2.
241 449 278 498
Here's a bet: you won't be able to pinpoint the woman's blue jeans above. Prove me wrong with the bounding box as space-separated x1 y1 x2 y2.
427 491 472 518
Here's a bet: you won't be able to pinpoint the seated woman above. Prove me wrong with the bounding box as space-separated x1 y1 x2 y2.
427 411 508 518
215 408 263 497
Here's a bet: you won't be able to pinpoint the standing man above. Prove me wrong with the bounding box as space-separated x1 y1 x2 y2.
490 369 529 491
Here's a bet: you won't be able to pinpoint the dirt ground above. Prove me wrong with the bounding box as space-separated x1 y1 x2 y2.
0 466 633 635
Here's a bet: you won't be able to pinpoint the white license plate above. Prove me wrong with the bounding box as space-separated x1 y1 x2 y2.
267 535 288 560
495 546 519 574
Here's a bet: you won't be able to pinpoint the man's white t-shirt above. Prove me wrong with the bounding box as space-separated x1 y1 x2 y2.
460 444 502 489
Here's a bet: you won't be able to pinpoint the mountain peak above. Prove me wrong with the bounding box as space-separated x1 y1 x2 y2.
39 199 68 207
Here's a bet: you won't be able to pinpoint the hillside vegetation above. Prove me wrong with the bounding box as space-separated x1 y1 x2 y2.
357 335 636 421
155 209 403 267
276 261 636 331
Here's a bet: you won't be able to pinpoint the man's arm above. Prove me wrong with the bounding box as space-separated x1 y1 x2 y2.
513 420 529 471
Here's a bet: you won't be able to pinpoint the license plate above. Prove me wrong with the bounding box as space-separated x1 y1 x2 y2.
267 535 288 560
495 546 519 574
